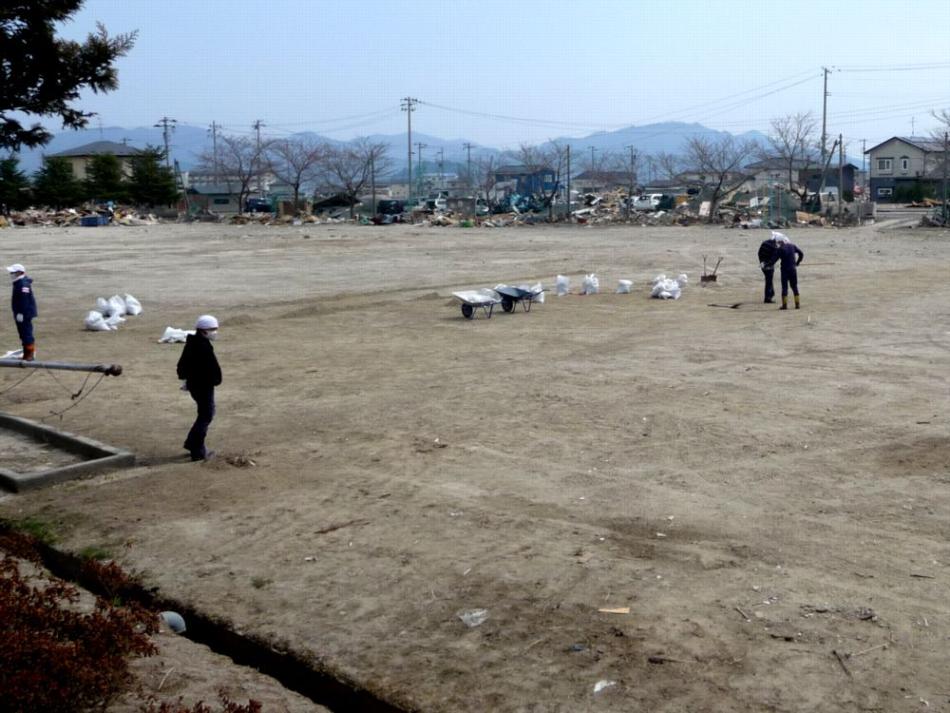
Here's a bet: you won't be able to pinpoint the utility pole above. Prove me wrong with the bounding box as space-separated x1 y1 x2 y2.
251 120 265 195
437 147 444 188
463 142 474 191
625 144 637 220
588 146 597 172
837 133 843 220
370 152 376 216
820 67 830 171
566 144 571 222
401 97 419 202
943 132 948 224
208 121 220 180
911 116 916 135
415 142 427 196
154 116 177 168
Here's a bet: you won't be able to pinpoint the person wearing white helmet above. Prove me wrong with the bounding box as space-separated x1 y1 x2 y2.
176 315 222 461
7 263 38 361
774 233 804 310
757 232 782 303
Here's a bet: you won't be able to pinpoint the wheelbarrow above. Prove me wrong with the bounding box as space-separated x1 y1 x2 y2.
701 255 723 284
493 285 544 313
452 288 502 319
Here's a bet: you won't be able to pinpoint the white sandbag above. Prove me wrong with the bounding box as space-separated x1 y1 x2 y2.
652 274 667 286
650 278 681 300
84 310 114 331
530 282 544 304
582 273 600 295
123 293 143 316
555 274 570 296
158 327 194 344
108 295 127 317
104 312 126 328
617 279 633 294
676 273 688 286
96 297 111 315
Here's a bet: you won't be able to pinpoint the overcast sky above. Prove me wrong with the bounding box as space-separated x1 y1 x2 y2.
58 0 950 152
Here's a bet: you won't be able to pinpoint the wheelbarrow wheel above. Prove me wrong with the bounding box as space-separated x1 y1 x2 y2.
501 296 514 313
460 303 475 319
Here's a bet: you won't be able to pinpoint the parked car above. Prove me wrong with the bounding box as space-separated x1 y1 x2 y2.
245 197 272 213
376 199 405 215
631 194 664 211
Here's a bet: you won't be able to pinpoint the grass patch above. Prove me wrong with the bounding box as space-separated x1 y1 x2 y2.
250 576 271 590
6 516 58 545
78 544 112 561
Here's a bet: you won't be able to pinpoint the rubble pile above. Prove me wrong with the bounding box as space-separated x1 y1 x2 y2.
1 207 158 227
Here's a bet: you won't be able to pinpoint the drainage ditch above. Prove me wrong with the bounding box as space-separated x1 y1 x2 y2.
4 530 410 713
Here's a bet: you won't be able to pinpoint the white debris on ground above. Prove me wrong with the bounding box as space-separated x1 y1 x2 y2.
650 273 688 300
555 275 570 296
616 279 633 294
83 294 143 331
158 327 195 344
582 274 600 295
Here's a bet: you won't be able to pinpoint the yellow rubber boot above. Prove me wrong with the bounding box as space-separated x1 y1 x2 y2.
780 297 788 310
794 295 800 309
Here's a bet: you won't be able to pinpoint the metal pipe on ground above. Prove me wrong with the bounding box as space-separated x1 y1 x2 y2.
0 359 123 376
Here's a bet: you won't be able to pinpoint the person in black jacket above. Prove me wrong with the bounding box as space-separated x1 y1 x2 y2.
176 315 222 461
774 234 805 310
757 234 781 303
7 263 38 361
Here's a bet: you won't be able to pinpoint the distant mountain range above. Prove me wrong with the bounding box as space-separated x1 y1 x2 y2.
9 122 862 177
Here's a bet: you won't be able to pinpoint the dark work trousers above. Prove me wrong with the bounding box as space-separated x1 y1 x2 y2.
761 267 775 302
780 268 799 297
15 318 34 347
184 386 215 460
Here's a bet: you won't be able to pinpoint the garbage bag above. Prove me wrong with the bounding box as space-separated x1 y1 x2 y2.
582 273 599 295
108 295 127 317
158 327 194 344
617 279 633 294
124 293 143 316
84 310 114 331
96 297 111 315
555 274 570 296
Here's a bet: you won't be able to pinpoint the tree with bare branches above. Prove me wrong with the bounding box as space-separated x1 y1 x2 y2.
652 152 684 184
318 138 390 218
473 155 499 211
685 135 756 221
266 137 327 211
517 141 568 220
196 134 261 213
758 112 818 207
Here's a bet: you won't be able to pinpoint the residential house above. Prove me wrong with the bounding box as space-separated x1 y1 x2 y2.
493 165 557 195
47 140 141 180
742 157 856 197
865 136 947 202
184 183 242 214
572 170 637 193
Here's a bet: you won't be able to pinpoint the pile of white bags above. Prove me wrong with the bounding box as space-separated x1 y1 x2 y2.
650 273 687 300
582 273 600 295
84 293 143 331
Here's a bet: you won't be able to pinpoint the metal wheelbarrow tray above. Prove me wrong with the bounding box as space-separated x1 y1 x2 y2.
493 285 544 313
452 289 502 319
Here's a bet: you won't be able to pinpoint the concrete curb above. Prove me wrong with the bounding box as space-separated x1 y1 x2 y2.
0 412 134 492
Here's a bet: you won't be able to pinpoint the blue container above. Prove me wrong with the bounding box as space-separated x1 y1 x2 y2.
80 215 109 227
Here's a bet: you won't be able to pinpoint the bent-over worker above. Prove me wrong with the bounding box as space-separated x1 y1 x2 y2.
758 233 781 303
774 233 804 310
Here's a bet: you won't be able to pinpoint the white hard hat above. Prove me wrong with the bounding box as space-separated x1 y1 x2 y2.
771 231 789 243
195 314 219 330
6 263 25 274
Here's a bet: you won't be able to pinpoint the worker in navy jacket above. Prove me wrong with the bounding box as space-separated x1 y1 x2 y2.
757 233 781 303
7 263 37 361
176 315 222 461
774 234 804 310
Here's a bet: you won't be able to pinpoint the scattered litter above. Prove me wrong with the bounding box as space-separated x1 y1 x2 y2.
598 606 630 614
84 310 114 332
85 293 143 332
593 680 617 694
651 274 684 300
160 611 186 634
616 279 633 294
2 349 23 359
458 609 489 628
158 327 195 343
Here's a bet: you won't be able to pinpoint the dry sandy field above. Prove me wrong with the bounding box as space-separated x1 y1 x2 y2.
1 218 949 712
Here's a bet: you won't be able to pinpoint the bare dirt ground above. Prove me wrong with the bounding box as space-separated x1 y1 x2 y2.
1 218 949 712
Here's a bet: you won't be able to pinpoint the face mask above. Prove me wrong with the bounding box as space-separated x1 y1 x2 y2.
205 331 218 341
10 274 21 282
